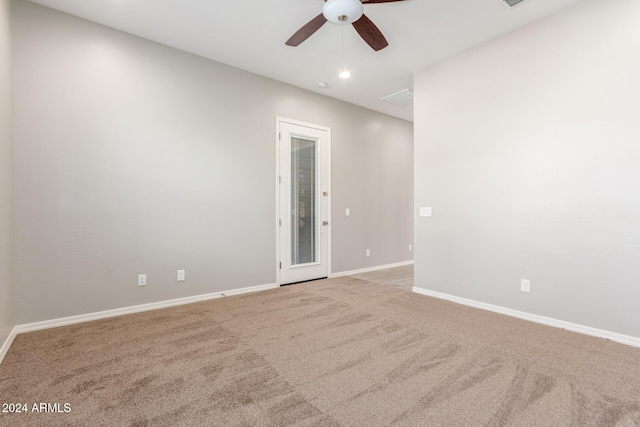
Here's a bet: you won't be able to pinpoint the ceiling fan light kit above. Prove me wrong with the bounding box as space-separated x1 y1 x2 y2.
323 0 364 25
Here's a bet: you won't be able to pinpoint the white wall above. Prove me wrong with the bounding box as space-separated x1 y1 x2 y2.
0 0 15 351
414 0 640 338
12 0 413 324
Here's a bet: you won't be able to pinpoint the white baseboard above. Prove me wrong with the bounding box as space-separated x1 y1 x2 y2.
0 327 18 365
221 283 279 297
15 282 279 335
331 260 414 278
412 287 640 349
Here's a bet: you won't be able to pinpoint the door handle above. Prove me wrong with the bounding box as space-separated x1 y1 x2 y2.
322 221 329 226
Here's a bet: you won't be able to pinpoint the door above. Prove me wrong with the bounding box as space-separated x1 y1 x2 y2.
277 118 330 285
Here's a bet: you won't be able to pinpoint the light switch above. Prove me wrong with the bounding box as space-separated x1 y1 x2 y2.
419 207 432 217
345 208 350 217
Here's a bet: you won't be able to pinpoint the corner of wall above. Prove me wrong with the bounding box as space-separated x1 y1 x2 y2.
0 0 16 363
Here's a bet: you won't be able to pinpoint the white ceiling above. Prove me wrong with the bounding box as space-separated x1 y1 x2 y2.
27 0 586 122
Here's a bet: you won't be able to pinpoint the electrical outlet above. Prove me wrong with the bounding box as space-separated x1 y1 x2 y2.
521 279 530 293
177 269 185 282
366 249 370 257
138 274 147 287
345 208 350 217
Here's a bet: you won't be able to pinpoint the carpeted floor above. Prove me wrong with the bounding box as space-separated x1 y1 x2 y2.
1 274 640 426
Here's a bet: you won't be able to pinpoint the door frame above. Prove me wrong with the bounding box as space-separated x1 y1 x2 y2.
275 116 332 286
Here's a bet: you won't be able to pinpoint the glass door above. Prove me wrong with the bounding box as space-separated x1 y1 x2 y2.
278 119 329 285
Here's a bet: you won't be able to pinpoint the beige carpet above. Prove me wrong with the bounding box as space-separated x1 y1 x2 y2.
1 276 640 426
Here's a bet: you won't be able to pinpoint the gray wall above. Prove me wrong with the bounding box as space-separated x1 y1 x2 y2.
414 0 640 338
13 0 413 324
0 0 15 347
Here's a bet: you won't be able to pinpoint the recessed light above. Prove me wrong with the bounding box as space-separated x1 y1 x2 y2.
318 82 328 89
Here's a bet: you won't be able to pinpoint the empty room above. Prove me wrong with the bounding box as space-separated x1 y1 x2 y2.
1 0 640 425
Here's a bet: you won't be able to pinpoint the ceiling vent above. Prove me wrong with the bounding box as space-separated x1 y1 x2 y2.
501 0 528 7
380 89 413 108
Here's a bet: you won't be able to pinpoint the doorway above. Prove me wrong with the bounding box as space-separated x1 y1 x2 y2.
276 117 331 285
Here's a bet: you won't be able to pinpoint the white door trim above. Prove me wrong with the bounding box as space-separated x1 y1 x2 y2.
275 116 331 286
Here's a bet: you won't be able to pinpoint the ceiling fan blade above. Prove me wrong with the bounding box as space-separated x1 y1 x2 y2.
352 14 388 51
362 0 405 3
285 13 328 47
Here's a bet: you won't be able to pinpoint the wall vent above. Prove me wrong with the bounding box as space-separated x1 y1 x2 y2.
380 89 413 107
501 0 528 7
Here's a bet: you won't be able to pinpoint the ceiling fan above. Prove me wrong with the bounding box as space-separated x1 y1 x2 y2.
285 0 406 52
